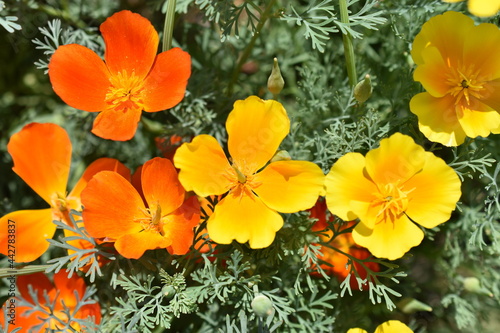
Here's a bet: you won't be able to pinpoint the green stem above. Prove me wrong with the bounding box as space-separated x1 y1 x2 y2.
162 0 177 52
339 0 357 87
227 0 277 96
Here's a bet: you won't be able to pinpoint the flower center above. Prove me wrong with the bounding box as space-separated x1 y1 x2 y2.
105 70 145 112
446 66 486 107
371 183 412 225
50 192 76 225
135 204 165 236
225 164 262 199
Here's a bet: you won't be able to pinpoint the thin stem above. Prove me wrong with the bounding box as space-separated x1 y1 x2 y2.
227 0 277 96
339 0 357 87
162 0 177 52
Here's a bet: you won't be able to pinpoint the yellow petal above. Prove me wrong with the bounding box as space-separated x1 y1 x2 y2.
353 214 424 260
481 79 500 112
346 329 368 333
413 47 449 98
207 191 283 249
468 0 500 17
174 134 233 197
253 160 325 213
8 123 71 204
463 24 500 79
409 92 466 146
458 107 500 139
404 152 461 229
0 209 55 262
374 320 414 333
365 133 426 185
411 11 473 66
226 96 290 173
325 153 377 221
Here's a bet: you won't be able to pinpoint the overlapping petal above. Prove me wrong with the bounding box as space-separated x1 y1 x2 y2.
174 134 234 197
142 157 184 215
115 231 170 259
405 153 462 228
48 44 110 111
8 123 71 204
0 209 54 262
364 133 426 185
352 214 424 260
413 47 449 98
458 106 500 138
142 48 191 112
208 191 283 248
163 196 200 255
82 171 145 239
100 10 158 79
92 107 143 141
253 160 324 213
227 96 290 173
325 152 377 221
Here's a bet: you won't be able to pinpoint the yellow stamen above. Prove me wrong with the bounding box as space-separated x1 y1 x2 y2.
105 70 145 112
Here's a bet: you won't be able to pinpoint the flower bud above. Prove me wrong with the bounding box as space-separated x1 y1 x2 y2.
162 285 176 300
267 58 285 96
353 74 372 104
397 298 432 314
270 150 291 163
463 277 493 297
251 294 274 317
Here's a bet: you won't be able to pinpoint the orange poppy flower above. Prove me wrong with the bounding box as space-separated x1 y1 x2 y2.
48 10 191 141
81 157 200 259
0 122 130 263
1 271 101 332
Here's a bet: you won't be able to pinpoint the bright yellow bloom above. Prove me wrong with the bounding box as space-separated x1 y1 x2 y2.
325 133 461 260
409 11 500 146
443 0 500 17
174 96 325 248
347 320 414 333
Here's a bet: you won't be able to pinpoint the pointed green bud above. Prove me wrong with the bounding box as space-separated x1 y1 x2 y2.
353 74 372 104
267 58 285 96
162 285 176 300
463 277 493 297
397 298 433 314
270 150 291 163
251 294 274 317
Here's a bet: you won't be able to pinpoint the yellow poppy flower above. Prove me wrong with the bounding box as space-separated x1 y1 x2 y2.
174 96 325 248
325 133 461 260
409 11 500 146
347 320 414 333
443 0 500 17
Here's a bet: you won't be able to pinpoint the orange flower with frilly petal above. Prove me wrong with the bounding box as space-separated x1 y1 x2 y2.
174 96 325 249
0 271 101 332
81 157 200 259
48 10 191 141
0 123 129 262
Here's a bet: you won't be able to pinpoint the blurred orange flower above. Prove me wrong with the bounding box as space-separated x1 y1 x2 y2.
48 10 191 141
410 11 500 146
81 157 200 259
174 96 325 249
1 271 101 332
0 123 129 262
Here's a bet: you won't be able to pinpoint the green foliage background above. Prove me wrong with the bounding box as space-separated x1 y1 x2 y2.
1 0 500 332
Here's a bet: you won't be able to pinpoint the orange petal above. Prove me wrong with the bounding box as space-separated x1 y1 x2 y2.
174 134 233 197
115 231 170 259
253 160 324 213
81 171 145 239
142 157 185 215
413 46 449 98
91 107 142 141
17 272 54 304
0 209 56 262
48 44 110 111
325 152 377 222
227 96 290 173
353 214 424 260
53 271 86 309
409 92 466 146
100 10 158 80
142 48 191 111
404 152 461 228
163 196 200 255
208 191 283 248
364 133 426 185
8 123 71 204
68 157 131 200
131 164 146 203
